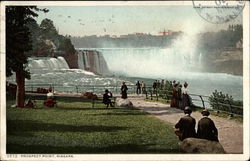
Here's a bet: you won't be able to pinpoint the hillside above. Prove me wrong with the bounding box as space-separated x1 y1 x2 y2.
26 18 78 68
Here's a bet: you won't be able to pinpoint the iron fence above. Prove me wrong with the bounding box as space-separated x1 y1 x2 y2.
24 83 243 116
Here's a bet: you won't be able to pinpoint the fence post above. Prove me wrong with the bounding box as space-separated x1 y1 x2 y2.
228 100 233 117
92 98 95 108
156 90 158 101
76 86 79 93
199 95 205 108
165 90 168 101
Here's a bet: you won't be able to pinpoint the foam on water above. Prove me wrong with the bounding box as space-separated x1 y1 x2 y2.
28 56 69 70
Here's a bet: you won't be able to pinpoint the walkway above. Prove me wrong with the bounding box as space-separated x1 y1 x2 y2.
129 95 243 154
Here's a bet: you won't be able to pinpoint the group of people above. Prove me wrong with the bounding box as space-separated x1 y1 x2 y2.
102 81 129 108
175 106 219 142
152 79 165 91
170 80 190 110
135 81 146 94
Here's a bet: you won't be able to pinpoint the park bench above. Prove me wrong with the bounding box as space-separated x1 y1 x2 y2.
26 93 116 108
92 97 117 108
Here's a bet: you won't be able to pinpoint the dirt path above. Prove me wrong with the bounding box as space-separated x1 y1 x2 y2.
128 95 243 154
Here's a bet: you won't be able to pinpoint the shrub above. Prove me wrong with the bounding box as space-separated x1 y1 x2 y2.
209 90 243 115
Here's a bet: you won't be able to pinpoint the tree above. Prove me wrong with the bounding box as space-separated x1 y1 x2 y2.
40 18 58 40
58 38 76 54
6 6 48 107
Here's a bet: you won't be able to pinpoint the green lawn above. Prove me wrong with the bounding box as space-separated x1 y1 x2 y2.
7 98 180 154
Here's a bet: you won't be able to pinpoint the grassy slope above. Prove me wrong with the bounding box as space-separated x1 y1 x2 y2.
7 100 179 154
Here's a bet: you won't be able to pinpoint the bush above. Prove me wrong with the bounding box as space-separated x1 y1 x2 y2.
209 90 243 115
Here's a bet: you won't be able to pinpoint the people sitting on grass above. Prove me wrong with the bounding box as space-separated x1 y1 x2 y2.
103 89 114 108
197 109 219 142
25 99 34 108
175 106 196 141
44 88 56 107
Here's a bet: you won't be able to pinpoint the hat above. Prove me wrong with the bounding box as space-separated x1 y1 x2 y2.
105 89 109 93
184 106 192 114
201 109 210 116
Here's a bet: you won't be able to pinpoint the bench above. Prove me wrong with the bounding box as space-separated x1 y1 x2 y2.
26 93 116 108
92 97 117 108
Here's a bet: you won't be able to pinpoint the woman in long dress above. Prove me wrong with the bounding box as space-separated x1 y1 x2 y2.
121 82 128 99
170 84 178 107
181 82 190 110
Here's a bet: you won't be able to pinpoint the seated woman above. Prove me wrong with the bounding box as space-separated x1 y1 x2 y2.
25 99 34 108
103 89 113 108
44 89 56 107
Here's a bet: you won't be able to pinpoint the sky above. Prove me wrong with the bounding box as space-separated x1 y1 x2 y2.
35 5 243 37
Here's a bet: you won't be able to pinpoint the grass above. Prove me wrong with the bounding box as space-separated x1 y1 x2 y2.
6 97 180 154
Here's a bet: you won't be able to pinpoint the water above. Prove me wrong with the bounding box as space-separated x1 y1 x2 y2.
77 50 109 75
80 47 243 100
7 48 243 107
28 56 69 70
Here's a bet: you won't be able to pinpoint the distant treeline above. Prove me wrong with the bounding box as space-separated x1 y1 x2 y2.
197 24 242 52
70 24 242 51
70 32 182 48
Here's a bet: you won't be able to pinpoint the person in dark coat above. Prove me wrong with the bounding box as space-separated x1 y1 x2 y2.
175 106 196 141
197 109 219 141
136 81 141 95
121 82 128 99
177 84 182 109
103 89 113 108
152 80 157 93
170 83 178 108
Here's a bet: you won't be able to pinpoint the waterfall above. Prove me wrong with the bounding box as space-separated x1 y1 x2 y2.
94 47 200 78
28 56 69 70
83 51 90 69
199 52 203 65
77 50 109 75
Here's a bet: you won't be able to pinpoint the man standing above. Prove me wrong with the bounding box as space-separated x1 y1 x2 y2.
136 80 141 95
175 106 196 141
152 80 157 93
197 109 219 141
141 81 146 94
